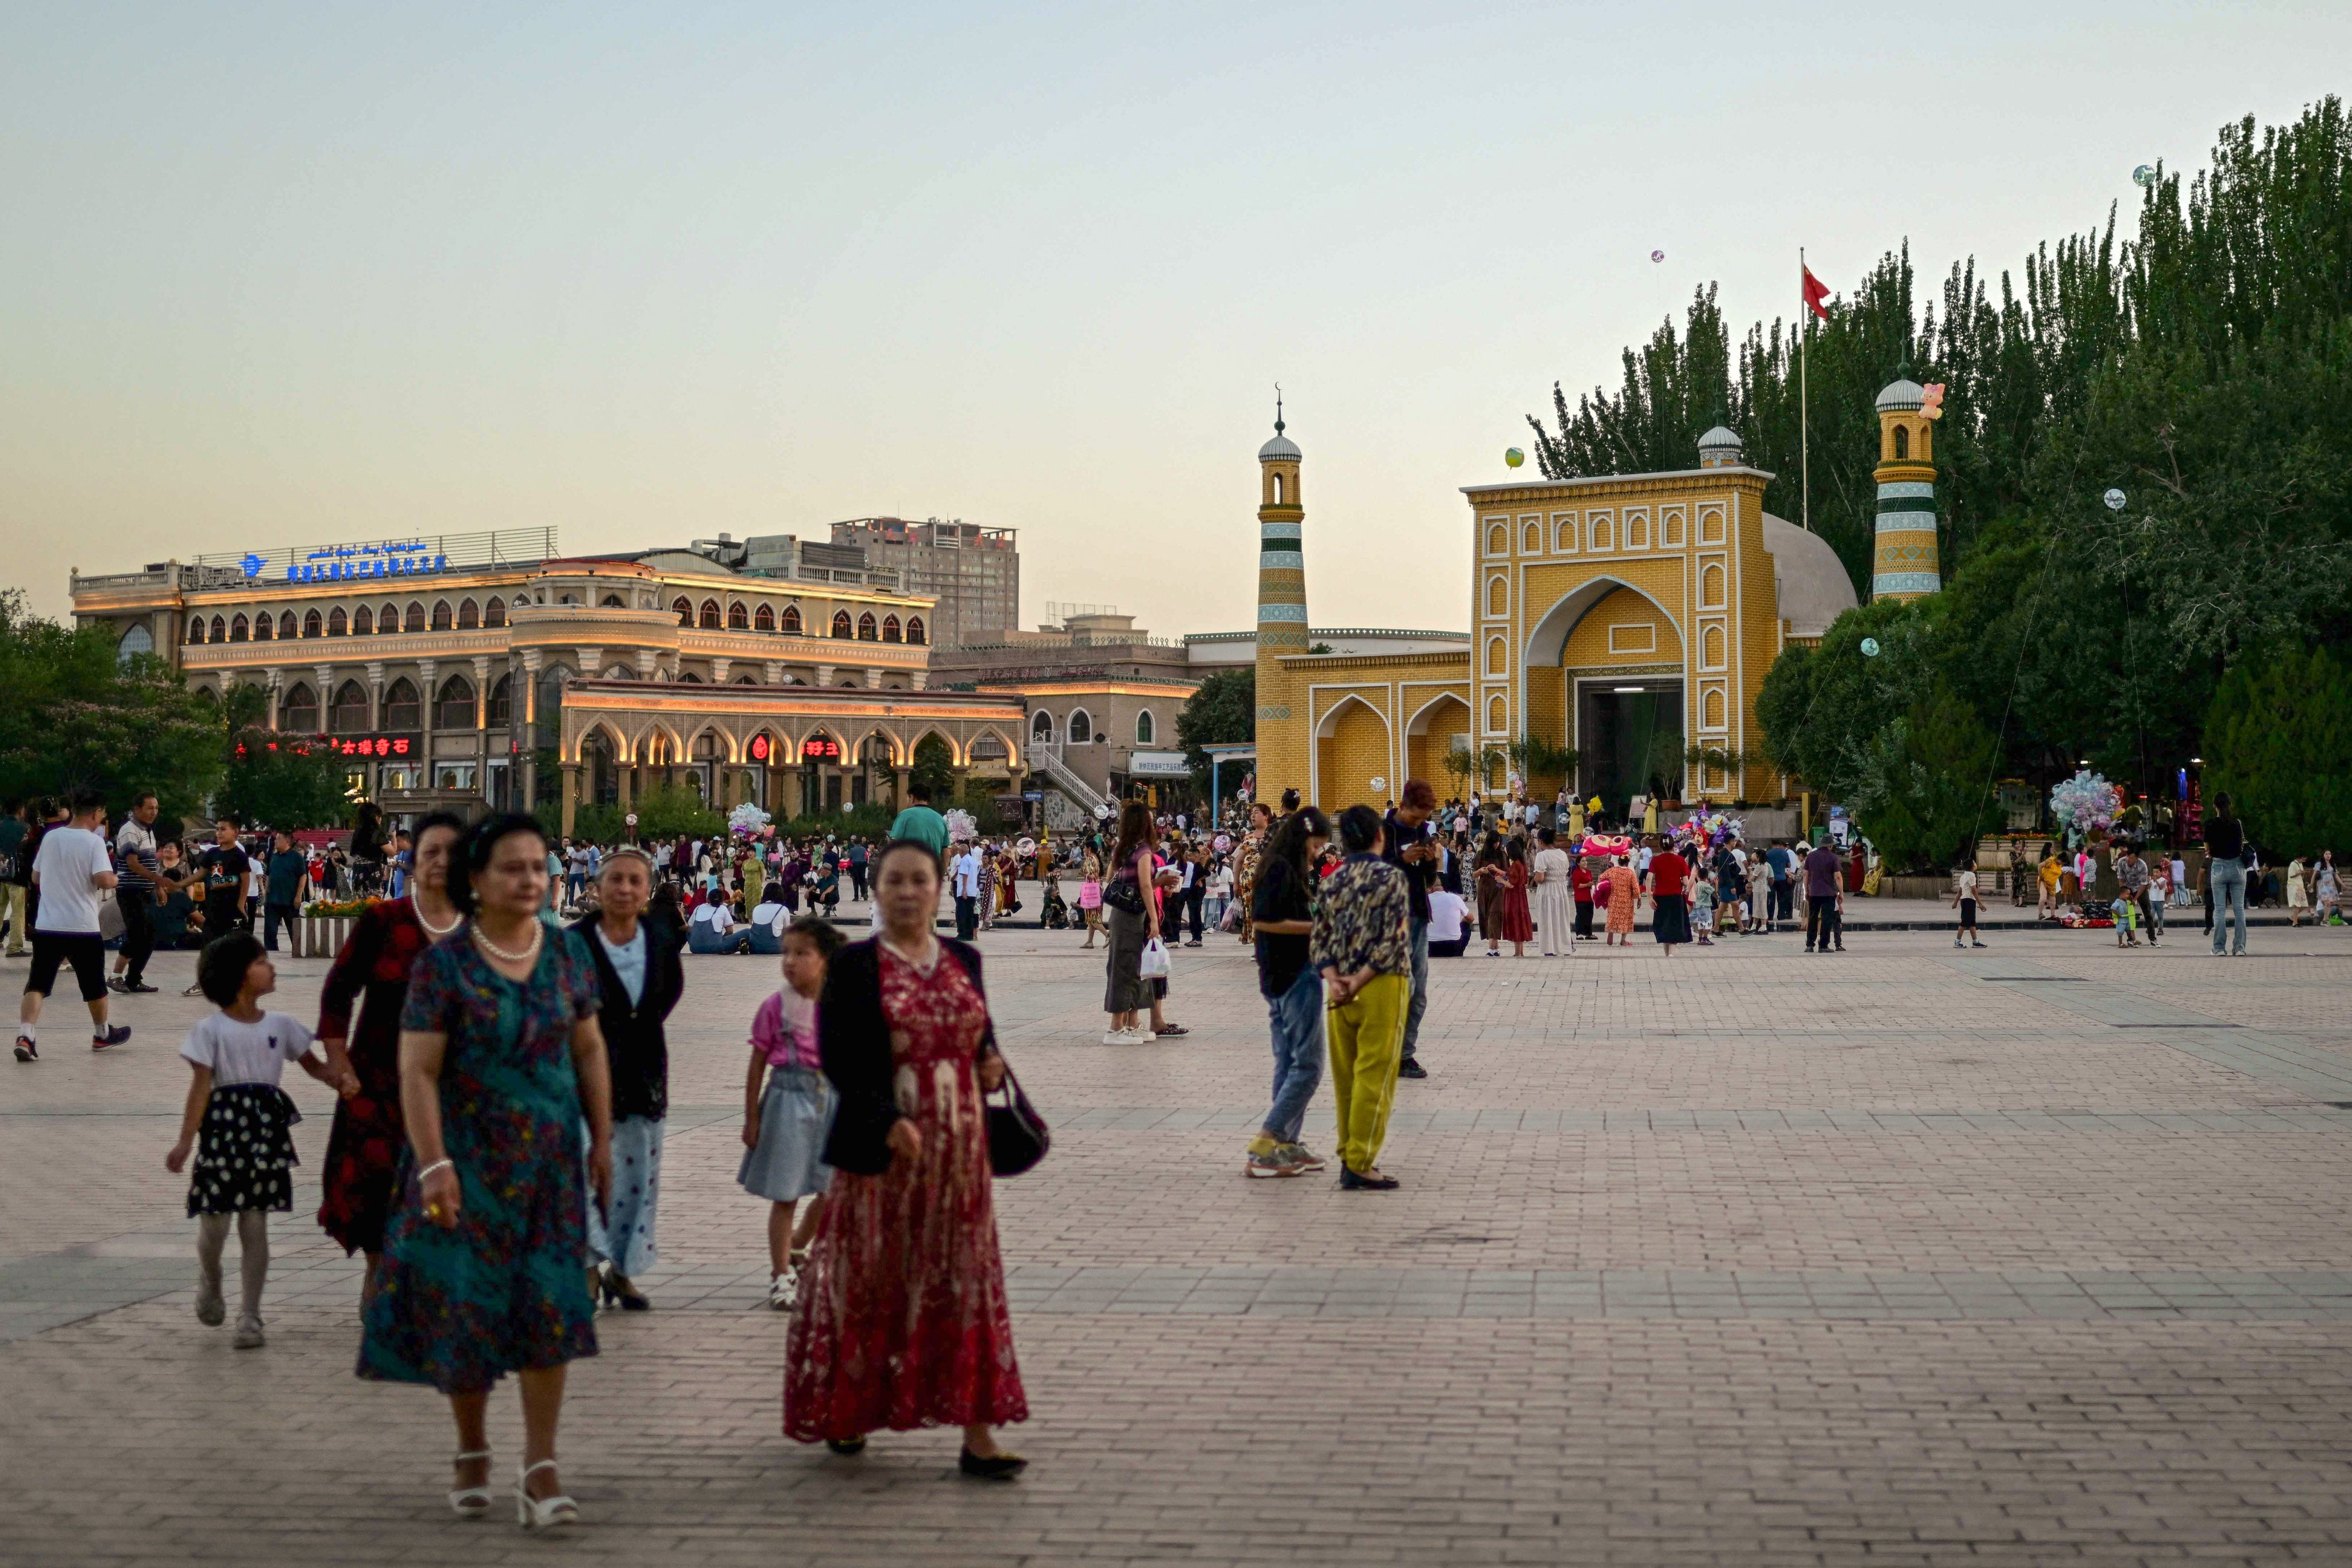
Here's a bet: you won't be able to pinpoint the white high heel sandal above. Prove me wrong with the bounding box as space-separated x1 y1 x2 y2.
447 1450 493 1517
516 1458 580 1530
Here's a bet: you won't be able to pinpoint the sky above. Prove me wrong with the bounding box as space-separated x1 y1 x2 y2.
6 2 2348 635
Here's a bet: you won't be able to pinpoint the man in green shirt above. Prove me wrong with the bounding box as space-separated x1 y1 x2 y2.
889 781 950 865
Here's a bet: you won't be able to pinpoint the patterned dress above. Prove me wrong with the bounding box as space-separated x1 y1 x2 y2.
357 925 603 1395
1232 830 1263 944
1604 865 1639 937
784 947 1027 1441
315 899 436 1256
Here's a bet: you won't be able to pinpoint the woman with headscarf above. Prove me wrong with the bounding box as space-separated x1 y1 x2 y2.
786 837 1029 1477
316 812 467 1286
570 847 685 1310
360 814 614 1530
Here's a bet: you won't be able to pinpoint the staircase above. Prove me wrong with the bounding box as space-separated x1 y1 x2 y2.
1030 740 1111 818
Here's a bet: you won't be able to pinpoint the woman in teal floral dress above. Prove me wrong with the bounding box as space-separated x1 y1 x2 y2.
358 814 615 1531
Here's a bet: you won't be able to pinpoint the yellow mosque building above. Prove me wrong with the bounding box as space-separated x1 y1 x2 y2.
1253 398 1910 813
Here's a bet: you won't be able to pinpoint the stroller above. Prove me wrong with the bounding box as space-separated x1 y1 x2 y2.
1040 878 1071 930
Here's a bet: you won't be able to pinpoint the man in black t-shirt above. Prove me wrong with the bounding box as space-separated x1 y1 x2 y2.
1381 779 1438 1080
195 818 251 936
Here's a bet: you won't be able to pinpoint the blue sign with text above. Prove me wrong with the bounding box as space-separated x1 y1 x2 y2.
242 540 451 583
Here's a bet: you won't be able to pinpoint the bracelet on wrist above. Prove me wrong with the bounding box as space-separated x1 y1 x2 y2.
415 1157 454 1183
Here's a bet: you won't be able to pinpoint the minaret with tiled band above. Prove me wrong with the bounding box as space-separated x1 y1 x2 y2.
1254 402 1306 791
1870 374 1941 600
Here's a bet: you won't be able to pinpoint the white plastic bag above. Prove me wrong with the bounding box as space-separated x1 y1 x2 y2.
1138 937 1172 979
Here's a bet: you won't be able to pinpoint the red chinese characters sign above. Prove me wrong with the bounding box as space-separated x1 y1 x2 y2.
800 737 841 761
327 734 419 759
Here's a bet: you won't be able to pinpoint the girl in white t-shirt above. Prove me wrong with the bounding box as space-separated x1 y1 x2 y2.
165 932 338 1349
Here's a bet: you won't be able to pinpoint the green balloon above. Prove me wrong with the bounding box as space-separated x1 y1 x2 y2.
1504 447 1524 469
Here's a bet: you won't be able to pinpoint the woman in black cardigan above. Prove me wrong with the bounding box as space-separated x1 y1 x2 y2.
569 848 684 1310
786 839 1030 1479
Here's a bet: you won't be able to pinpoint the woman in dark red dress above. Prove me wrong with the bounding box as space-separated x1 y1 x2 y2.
786 839 1029 1478
315 812 466 1277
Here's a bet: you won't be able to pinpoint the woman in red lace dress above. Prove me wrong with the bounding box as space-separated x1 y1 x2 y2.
786 839 1029 1479
315 812 466 1275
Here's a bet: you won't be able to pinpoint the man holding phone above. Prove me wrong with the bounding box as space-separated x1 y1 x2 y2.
1382 778 1439 1081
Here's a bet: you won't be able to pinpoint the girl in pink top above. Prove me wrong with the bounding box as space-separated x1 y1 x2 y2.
739 916 846 1310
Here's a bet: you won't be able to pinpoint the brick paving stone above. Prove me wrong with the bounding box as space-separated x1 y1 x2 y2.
3 926 2352 1563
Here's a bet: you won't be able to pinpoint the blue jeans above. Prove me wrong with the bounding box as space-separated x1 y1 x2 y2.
2208 859 2247 953
1399 917 1430 1063
1261 968 1324 1144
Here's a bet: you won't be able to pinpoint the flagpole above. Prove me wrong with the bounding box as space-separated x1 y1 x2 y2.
1800 248 1811 532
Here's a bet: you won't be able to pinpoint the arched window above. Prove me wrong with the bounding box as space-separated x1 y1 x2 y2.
1135 710 1155 744
486 673 512 728
906 616 926 646
457 598 480 629
229 613 249 642
882 615 901 643
250 613 272 643
352 605 373 635
1486 576 1507 617
699 600 721 629
535 665 571 747
680 671 702 684
1524 522 1542 553
1702 624 1725 668
753 604 774 631
210 615 227 643
1067 708 1094 744
404 603 426 632
303 609 322 639
733 673 755 685
1703 688 1726 728
1487 694 1507 733
1486 636 1507 675
118 623 155 661
727 602 748 629
673 597 693 625
600 594 624 608
1893 424 1909 459
781 604 802 635
433 674 476 730
1273 473 1285 505
1701 562 1726 607
858 612 878 641
379 603 399 633
1486 523 1507 555
327 607 347 636
831 611 853 639
381 678 422 730
1030 711 1055 743
186 616 207 644
280 682 319 733
330 679 370 732
484 596 506 627
430 600 453 631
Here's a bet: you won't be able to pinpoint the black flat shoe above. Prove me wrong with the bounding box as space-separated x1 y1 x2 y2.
1338 1166 1401 1191
598 1269 652 1311
959 1448 1028 1480
825 1437 867 1457
1397 1060 1428 1080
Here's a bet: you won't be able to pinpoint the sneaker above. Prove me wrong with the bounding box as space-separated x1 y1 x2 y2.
1102 1030 1130 1045
768 1269 798 1311
1282 1143 1327 1172
1398 1059 1428 1080
1244 1149 1300 1179
1971 940 1987 948
92 1026 131 1051
106 975 129 994
181 983 205 998
11 1034 33 1063
195 1270 225 1327
232 1314 265 1349
121 979 158 994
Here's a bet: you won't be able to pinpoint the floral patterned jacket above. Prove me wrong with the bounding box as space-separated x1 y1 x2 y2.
1308 854 1410 978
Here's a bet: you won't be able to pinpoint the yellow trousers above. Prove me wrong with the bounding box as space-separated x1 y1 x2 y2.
1327 972 1408 1174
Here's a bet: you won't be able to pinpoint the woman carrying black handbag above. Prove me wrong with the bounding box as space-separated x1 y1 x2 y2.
785 838 1034 1479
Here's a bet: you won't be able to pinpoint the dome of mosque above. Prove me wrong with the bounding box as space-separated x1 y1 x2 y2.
1875 377 1926 412
1696 425 1743 467
1258 428 1301 462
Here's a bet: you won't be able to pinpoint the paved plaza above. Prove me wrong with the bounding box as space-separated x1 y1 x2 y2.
6 914 2352 1565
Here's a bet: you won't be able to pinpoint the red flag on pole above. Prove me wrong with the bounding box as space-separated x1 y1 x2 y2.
1801 265 1831 321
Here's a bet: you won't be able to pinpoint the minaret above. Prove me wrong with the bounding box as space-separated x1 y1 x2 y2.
1870 373 1941 600
1254 396 1306 797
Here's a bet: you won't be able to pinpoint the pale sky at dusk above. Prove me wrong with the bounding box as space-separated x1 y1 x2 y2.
6 2 2346 634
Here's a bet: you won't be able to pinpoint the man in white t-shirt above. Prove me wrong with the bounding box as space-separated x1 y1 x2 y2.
17 790 132 1061
1427 887 1470 957
1952 862 1985 949
951 844 983 941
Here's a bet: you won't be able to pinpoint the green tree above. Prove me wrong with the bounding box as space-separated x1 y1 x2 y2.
2204 646 2352 859
0 590 222 818
211 685 353 829
910 734 957 802
1847 678 2000 872
1176 667 1254 787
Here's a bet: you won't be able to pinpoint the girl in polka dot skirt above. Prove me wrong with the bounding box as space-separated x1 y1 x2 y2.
165 932 342 1349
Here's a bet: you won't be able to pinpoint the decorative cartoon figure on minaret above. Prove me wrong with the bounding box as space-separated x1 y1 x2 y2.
1253 389 1307 784
1870 369 1942 601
